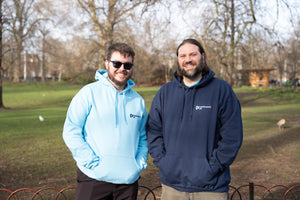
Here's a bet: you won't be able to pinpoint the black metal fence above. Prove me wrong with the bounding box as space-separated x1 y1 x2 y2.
0 183 299 199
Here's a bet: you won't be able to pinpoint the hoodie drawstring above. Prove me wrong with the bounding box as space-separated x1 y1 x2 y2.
180 87 185 120
115 92 119 127
190 88 196 119
180 86 197 120
114 91 128 127
122 93 127 124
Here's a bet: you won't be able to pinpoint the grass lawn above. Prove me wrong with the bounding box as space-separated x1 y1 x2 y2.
0 82 299 199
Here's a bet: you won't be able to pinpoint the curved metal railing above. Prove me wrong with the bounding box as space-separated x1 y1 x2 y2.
0 183 299 200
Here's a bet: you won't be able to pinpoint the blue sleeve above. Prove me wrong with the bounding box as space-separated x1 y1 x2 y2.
62 87 100 169
135 101 149 171
146 91 165 166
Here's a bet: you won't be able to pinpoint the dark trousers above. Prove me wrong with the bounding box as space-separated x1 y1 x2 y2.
75 169 139 200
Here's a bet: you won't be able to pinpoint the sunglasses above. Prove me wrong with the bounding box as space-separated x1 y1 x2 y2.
108 60 133 70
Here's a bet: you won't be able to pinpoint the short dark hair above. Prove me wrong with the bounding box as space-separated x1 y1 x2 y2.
176 38 205 56
106 43 135 62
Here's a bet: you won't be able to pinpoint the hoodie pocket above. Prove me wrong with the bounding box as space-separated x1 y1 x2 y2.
93 154 140 184
158 155 218 188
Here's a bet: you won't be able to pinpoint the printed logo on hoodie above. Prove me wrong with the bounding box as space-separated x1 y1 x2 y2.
130 114 142 118
195 105 212 111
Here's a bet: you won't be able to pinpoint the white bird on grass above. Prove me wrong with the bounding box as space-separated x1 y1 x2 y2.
39 115 44 122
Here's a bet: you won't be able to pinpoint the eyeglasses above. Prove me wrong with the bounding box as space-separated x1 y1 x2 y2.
108 60 133 70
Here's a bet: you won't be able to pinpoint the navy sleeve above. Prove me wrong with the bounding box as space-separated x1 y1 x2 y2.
210 85 243 174
146 91 166 166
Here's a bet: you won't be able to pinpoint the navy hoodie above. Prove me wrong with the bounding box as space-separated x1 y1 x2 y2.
146 68 243 192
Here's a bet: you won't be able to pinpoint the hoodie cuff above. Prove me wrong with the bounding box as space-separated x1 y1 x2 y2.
83 155 100 169
137 160 148 172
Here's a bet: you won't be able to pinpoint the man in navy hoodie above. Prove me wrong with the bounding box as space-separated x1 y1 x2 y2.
146 38 243 200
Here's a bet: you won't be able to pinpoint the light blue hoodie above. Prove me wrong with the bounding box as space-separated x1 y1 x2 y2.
63 70 148 184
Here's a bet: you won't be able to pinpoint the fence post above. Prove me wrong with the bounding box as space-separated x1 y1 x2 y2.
249 182 254 200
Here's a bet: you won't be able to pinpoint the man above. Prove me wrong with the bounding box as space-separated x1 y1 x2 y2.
146 38 243 200
63 43 148 200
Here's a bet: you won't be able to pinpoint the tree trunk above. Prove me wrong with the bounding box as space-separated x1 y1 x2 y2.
13 42 23 83
229 0 235 86
41 35 46 82
0 0 5 109
0 69 4 109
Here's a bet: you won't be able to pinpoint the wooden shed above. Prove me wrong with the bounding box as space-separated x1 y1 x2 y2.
240 68 274 87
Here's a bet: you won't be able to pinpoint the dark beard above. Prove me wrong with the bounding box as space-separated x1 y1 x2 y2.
177 60 205 80
107 71 131 89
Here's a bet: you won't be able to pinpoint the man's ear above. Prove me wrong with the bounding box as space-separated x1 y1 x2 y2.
105 60 109 70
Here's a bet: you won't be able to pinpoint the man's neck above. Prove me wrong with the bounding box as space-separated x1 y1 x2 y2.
107 78 126 92
183 74 202 87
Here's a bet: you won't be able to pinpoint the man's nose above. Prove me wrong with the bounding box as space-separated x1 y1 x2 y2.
185 56 192 62
118 64 125 70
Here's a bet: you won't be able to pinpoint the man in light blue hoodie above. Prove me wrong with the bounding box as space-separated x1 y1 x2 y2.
63 43 148 200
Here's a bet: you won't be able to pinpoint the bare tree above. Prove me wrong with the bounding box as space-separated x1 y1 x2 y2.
45 35 99 82
286 41 299 88
35 0 58 82
239 28 274 69
0 0 4 108
128 1 177 85
39 29 49 81
286 21 300 88
0 0 14 108
5 0 47 82
274 41 285 87
76 0 160 69
186 0 256 85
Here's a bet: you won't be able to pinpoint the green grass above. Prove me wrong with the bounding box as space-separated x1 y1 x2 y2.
0 82 300 199
135 87 159 111
1 82 80 192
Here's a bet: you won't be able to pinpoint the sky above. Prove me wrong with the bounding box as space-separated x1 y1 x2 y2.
258 0 300 39
48 0 300 43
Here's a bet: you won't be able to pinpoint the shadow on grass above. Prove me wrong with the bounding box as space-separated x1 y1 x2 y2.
238 125 300 160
